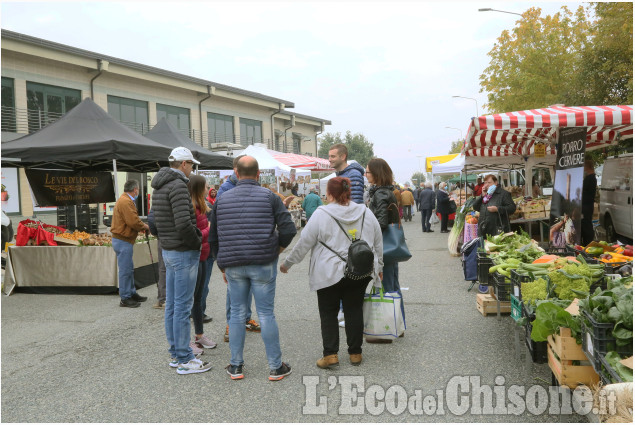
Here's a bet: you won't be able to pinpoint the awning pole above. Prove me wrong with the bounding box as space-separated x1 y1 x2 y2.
113 159 120 199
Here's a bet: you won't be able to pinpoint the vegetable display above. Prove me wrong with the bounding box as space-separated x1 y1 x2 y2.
448 197 477 256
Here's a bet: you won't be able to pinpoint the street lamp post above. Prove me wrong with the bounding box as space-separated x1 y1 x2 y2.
416 155 423 174
452 95 479 118
445 126 463 140
478 8 523 16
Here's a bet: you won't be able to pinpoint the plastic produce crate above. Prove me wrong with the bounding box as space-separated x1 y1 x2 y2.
493 272 511 302
510 294 522 322
598 353 625 386
522 302 547 363
581 310 633 372
510 269 535 302
477 252 494 285
525 319 548 364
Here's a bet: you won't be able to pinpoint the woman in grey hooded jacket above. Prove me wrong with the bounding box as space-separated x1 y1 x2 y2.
280 177 383 369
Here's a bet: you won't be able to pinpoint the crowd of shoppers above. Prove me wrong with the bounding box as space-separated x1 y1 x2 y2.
118 145 423 379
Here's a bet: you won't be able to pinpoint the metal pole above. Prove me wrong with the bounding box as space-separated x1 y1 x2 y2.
113 159 120 199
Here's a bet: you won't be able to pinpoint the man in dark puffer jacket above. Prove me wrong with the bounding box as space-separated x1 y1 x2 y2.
211 155 297 381
151 147 209 375
329 144 365 204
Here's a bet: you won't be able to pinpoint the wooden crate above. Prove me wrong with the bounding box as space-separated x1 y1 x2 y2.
548 327 599 389
476 293 511 316
523 210 548 220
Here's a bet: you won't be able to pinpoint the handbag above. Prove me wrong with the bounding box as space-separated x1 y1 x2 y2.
362 285 405 339
382 203 412 263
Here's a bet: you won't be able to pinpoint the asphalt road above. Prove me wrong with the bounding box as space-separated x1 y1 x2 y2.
1 212 587 422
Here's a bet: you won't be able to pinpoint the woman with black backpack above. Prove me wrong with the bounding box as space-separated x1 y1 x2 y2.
280 177 383 369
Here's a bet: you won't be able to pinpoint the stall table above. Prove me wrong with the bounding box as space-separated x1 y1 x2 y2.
2 239 158 295
510 217 550 242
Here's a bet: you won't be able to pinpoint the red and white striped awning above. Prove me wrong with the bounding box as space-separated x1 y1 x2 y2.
462 105 633 157
267 150 333 171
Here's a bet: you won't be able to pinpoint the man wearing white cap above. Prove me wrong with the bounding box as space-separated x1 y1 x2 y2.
151 147 210 374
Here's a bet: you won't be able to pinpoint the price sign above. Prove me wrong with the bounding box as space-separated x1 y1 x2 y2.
534 142 546 158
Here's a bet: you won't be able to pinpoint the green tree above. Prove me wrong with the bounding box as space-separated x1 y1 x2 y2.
448 139 463 154
572 2 633 106
317 132 342 159
411 172 426 187
317 131 375 167
479 6 591 113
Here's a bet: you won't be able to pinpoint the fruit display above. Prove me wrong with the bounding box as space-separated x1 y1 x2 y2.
465 211 479 225
581 241 633 264
57 230 92 241
82 234 112 246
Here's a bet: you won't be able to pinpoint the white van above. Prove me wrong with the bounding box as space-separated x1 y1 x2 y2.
599 154 633 242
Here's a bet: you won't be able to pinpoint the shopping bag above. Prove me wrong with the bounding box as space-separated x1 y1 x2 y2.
363 286 405 339
383 222 412 263
431 212 440 225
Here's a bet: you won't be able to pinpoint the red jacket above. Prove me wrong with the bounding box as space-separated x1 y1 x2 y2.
195 208 210 261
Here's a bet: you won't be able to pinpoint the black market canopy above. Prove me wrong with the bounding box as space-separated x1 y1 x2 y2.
143 118 233 169
1 98 230 172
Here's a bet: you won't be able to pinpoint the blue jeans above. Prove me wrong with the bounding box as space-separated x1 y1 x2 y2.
226 259 281 369
162 249 199 364
201 256 215 315
383 261 406 327
112 238 136 300
226 287 253 323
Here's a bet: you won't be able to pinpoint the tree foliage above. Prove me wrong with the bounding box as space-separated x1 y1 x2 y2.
479 6 591 113
317 131 375 167
448 139 463 154
410 172 426 186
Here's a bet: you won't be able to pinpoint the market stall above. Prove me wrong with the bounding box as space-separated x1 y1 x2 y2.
0 99 232 294
3 234 158 295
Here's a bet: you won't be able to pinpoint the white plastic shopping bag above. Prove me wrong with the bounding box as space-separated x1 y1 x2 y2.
363 286 405 339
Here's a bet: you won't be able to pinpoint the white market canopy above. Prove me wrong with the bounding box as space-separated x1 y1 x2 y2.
236 145 311 179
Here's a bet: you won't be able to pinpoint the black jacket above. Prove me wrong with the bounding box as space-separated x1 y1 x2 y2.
418 188 436 210
581 173 597 220
436 190 451 214
150 167 202 251
368 185 400 231
472 186 517 238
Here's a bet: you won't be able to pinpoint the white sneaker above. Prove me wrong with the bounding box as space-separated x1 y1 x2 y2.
339 320 345 328
177 358 212 375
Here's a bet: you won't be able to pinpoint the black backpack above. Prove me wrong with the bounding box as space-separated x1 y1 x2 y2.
320 210 375 280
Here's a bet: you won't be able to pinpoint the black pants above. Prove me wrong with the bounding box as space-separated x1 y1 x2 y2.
403 205 412 221
581 217 594 246
316 276 371 356
421 208 432 232
441 213 449 232
191 260 207 335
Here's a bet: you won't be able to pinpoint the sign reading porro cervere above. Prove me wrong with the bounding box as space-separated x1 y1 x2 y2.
25 169 116 206
549 127 587 247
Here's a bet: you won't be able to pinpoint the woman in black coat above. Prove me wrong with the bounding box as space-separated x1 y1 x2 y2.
436 182 451 233
472 174 517 238
366 158 403 341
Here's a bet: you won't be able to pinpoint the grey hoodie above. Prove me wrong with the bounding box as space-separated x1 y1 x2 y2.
282 202 383 291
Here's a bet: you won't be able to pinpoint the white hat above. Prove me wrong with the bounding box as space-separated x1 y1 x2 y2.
169 147 200 165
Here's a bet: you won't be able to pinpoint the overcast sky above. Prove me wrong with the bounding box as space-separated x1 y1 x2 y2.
1 0 587 183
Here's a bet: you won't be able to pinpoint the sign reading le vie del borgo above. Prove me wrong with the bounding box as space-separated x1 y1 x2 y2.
25 169 116 206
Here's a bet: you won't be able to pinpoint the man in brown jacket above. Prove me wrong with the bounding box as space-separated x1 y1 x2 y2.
401 187 415 222
111 180 150 308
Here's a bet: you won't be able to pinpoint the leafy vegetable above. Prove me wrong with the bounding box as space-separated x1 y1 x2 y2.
521 278 548 305
604 351 633 382
530 302 580 342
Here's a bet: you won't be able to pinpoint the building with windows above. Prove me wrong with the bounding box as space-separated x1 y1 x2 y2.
1 29 330 216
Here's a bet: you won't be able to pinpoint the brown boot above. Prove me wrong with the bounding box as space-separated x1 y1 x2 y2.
316 354 339 369
350 354 362 366
224 325 229 342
